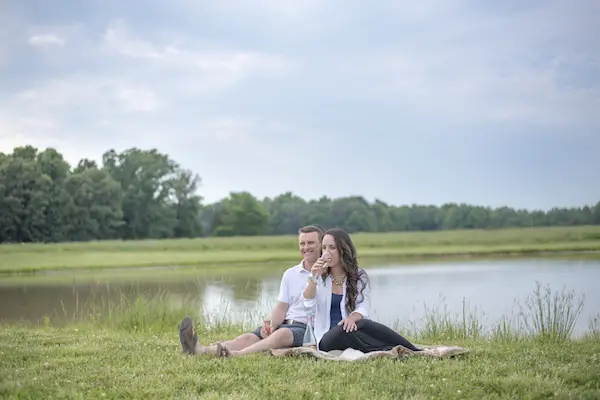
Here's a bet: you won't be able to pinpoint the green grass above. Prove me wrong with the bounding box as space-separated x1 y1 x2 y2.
1 226 600 274
1 326 598 399
1 284 599 399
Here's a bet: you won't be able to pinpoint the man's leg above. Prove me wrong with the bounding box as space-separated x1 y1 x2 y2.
319 319 420 353
218 327 262 351
196 326 262 354
218 333 260 351
228 327 295 357
180 316 264 355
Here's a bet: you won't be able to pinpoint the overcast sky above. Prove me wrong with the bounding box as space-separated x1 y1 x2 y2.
1 0 598 210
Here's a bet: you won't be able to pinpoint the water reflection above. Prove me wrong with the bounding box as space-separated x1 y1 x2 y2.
1 258 599 336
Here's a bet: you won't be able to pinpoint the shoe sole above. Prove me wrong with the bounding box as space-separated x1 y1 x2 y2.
179 316 196 355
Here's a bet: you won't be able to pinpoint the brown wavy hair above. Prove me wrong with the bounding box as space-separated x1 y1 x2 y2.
321 228 369 314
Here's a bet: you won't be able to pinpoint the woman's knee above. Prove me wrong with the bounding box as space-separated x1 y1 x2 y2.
318 326 345 352
355 318 370 329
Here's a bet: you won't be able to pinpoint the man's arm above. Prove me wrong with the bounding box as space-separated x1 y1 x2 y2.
270 270 291 330
269 301 289 330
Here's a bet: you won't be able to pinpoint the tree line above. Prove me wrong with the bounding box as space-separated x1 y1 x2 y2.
1 146 598 243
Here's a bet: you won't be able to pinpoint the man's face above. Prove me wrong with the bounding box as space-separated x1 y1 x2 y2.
298 232 321 263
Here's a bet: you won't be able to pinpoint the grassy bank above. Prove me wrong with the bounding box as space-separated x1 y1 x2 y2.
1 226 600 274
1 326 599 399
1 285 599 398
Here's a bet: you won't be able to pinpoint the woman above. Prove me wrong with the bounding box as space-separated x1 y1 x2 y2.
302 228 421 353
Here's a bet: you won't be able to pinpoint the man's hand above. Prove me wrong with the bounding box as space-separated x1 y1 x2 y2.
260 320 272 338
260 325 271 338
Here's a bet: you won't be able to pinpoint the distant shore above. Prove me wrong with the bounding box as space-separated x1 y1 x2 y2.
1 226 599 274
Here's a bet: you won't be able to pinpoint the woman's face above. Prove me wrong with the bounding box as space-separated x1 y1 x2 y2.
322 234 340 267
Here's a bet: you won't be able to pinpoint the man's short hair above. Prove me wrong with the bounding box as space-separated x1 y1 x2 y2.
298 225 324 242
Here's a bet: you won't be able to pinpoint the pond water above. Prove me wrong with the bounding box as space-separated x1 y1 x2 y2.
1 258 599 337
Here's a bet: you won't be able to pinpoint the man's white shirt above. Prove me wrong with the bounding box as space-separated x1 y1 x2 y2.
277 260 312 323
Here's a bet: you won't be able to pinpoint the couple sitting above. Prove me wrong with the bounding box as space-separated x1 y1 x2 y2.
179 225 421 357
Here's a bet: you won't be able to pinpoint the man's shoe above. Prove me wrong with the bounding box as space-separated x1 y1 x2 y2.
179 316 198 355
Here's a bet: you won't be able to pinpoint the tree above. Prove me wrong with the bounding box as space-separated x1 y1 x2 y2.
36 148 76 241
263 192 309 235
0 143 598 244
212 192 270 236
102 148 181 239
0 149 53 242
64 167 124 241
170 169 203 238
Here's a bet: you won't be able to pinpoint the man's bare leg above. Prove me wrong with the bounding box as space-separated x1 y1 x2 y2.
195 332 260 354
228 328 294 357
220 333 260 351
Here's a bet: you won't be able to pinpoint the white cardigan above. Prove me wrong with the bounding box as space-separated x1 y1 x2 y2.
302 271 371 350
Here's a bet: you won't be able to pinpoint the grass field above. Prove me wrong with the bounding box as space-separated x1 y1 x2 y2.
1 226 600 274
1 285 599 399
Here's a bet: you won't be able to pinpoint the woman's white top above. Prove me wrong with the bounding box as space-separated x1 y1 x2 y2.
302 271 371 350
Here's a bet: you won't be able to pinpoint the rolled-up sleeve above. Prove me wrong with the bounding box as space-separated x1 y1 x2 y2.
351 274 371 318
301 284 317 310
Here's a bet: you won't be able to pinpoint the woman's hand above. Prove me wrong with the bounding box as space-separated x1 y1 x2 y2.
310 258 328 277
338 312 362 332
338 316 358 332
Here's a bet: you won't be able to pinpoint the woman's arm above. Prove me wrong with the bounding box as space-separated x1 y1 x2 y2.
302 258 327 301
303 276 318 299
302 276 318 314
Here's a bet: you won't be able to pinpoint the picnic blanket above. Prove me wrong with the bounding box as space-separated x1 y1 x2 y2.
268 344 467 362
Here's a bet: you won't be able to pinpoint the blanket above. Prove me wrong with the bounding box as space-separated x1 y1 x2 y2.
268 344 468 362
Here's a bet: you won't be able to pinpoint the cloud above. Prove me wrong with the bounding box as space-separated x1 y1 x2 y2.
14 74 160 115
101 20 293 93
28 34 65 47
1 0 598 209
4 17 295 155
333 1 600 132
178 0 327 23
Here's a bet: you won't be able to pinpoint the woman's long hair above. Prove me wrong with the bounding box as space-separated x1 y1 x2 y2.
321 228 368 314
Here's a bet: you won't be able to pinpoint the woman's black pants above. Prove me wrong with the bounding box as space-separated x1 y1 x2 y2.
318 319 421 353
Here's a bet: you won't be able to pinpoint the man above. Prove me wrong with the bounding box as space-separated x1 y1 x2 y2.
179 225 323 357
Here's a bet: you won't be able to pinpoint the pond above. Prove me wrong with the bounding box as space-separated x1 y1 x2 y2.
1 258 599 337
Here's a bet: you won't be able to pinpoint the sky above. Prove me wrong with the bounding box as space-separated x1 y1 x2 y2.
1 0 598 211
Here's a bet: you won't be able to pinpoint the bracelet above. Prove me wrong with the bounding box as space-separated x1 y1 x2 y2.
307 275 317 283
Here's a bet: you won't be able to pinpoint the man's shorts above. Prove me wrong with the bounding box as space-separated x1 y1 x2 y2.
251 321 307 347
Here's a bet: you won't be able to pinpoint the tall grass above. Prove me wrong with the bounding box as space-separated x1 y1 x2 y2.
403 297 485 342
389 284 588 343
585 313 600 340
517 281 585 342
25 282 593 344
41 284 256 335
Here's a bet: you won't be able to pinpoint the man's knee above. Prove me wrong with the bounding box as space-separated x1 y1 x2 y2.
271 327 294 344
248 326 264 340
236 331 262 343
